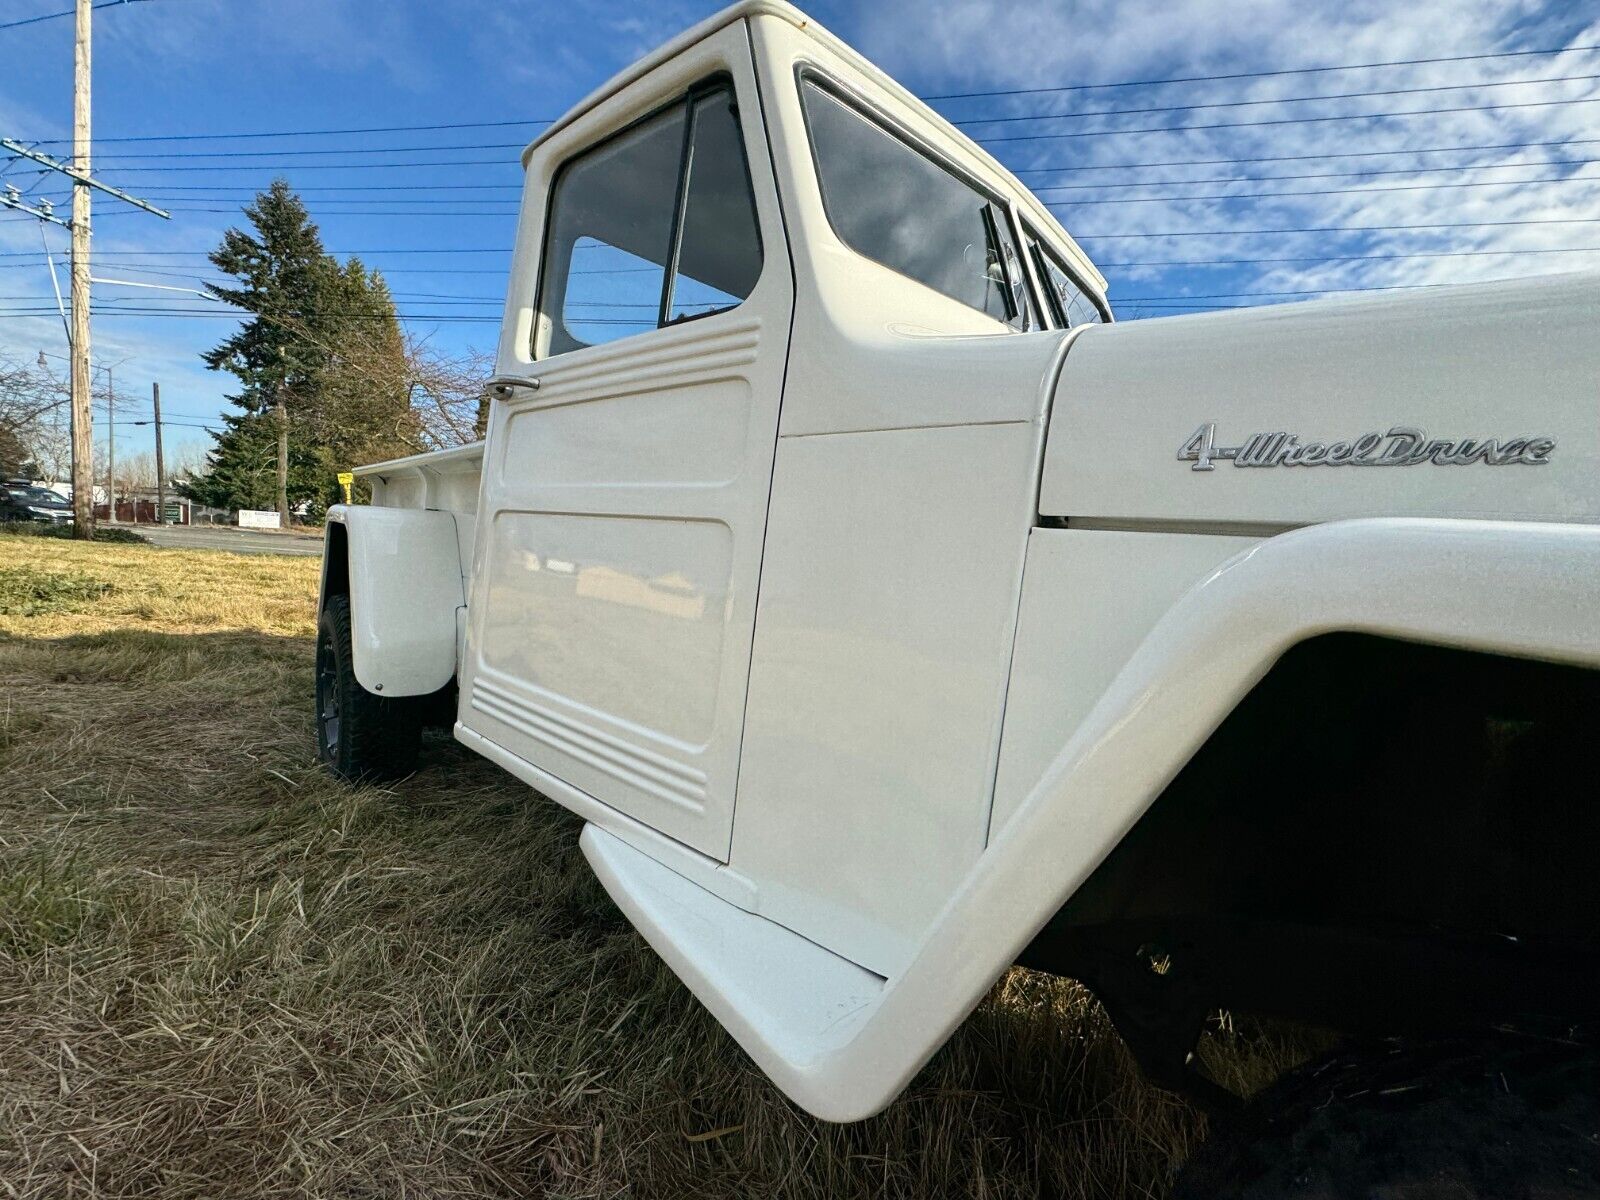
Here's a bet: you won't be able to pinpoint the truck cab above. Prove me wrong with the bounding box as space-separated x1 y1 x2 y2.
316 0 1600 1167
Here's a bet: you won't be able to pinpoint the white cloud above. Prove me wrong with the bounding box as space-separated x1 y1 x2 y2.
848 0 1600 313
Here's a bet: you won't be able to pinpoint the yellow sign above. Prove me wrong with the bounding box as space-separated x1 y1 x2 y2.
337 471 354 504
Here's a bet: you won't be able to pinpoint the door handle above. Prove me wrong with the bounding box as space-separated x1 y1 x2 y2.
487 374 541 400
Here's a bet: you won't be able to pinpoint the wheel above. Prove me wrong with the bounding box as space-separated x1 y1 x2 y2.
315 593 422 781
1174 1033 1598 1198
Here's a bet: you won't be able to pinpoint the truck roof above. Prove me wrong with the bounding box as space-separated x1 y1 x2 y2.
522 0 1107 298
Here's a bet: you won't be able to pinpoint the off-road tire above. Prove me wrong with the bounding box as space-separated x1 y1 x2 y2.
1173 1032 1598 1198
316 594 422 782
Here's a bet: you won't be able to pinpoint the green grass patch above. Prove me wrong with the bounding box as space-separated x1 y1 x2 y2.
1 521 149 545
0 565 115 616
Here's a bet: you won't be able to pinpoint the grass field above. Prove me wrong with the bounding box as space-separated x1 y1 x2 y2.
0 534 1305 1198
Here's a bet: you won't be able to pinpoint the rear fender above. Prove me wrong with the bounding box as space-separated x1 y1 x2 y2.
321 505 465 696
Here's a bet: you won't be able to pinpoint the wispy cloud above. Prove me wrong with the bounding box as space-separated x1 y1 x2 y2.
850 0 1600 314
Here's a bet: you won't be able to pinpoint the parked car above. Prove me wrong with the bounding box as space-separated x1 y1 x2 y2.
312 3 1600 1192
1 481 72 525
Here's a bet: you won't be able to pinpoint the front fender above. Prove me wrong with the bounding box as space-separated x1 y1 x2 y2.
583 517 1600 1121
322 505 464 696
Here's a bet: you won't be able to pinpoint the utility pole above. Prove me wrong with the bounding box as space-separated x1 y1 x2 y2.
3 0 171 540
105 363 115 521
152 381 166 524
276 384 289 526
69 0 92 538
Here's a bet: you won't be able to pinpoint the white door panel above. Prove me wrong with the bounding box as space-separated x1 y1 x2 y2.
461 24 790 860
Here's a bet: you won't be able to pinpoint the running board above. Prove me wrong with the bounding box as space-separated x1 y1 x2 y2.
580 825 885 1112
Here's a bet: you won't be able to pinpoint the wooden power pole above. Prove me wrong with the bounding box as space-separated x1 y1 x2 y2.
68 0 93 538
1 0 170 539
276 387 289 526
152 381 166 524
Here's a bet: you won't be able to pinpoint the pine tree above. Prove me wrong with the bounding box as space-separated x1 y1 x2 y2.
184 180 419 518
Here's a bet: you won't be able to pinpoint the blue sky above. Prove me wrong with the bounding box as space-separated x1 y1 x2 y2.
2 0 1598 471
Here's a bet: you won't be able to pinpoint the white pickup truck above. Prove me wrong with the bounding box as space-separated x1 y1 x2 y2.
316 3 1600 1190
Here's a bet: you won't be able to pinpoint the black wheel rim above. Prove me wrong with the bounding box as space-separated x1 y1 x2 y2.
316 630 341 759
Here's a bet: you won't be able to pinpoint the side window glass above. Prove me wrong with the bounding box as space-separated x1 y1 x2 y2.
1032 233 1106 328
565 236 667 346
801 79 1017 326
670 90 763 324
539 107 685 356
536 84 762 358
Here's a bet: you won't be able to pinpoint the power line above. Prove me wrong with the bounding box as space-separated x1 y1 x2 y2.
63 138 1600 177
1096 246 1600 267
1068 216 1600 238
45 96 1600 180
921 41 1600 101
0 275 1566 324
37 118 554 145
38 252 1600 274
22 40 1600 141
71 92 1600 161
37 68 1600 152
91 142 527 161
0 305 505 323
106 206 518 216
1046 172 1600 205
144 197 519 208
102 197 520 208
1010 138 1600 176
0 246 509 256
1030 156 1600 190
982 94 1600 144
125 156 1600 198
950 71 1600 129
52 158 524 174
0 0 158 32
134 183 525 192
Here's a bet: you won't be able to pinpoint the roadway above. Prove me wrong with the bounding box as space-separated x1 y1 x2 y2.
131 523 325 557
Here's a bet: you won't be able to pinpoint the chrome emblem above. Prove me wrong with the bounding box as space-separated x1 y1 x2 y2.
1178 423 1556 472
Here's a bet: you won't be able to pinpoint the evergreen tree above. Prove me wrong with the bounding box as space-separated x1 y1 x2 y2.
183 180 418 518
179 412 324 512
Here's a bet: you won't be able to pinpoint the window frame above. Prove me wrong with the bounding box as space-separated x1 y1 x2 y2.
1020 218 1112 327
531 71 764 360
795 65 1042 332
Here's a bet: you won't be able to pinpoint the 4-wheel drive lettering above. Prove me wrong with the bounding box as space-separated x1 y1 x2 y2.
1178 422 1559 470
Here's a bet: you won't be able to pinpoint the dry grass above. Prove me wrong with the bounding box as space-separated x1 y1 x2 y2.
0 535 1306 1198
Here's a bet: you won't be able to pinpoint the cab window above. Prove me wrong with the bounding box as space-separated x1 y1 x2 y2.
536 83 763 358
801 76 1032 329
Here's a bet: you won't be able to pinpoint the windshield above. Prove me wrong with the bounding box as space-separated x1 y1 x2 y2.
6 486 66 505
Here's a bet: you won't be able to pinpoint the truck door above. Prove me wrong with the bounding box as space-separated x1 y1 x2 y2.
459 26 790 861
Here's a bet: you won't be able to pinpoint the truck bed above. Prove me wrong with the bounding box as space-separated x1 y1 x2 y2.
354 441 484 516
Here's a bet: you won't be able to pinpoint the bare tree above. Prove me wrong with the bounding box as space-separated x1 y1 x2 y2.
0 353 71 479
403 334 493 449
29 417 74 485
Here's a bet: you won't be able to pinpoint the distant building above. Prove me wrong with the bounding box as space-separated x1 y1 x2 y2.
92 483 192 525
